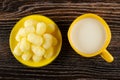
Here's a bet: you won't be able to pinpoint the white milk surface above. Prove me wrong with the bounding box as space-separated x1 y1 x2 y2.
70 18 106 54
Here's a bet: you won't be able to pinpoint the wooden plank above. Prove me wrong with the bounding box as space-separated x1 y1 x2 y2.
0 0 120 79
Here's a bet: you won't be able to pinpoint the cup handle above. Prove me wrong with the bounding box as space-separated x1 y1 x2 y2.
100 49 114 63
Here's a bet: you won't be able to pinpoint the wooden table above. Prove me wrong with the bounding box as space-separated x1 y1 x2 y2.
0 0 120 79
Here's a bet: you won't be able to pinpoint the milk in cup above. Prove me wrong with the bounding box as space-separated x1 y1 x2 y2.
70 18 106 54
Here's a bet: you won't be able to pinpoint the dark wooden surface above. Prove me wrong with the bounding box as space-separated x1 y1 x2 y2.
0 0 120 80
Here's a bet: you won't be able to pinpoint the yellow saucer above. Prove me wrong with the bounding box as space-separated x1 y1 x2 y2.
9 15 62 67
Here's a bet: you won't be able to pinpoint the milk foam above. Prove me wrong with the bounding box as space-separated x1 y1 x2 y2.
70 18 106 54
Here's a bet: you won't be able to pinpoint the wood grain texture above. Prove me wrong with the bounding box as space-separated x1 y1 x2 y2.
0 0 120 80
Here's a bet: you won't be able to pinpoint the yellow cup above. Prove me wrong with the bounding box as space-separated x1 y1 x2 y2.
9 15 62 67
68 13 114 63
